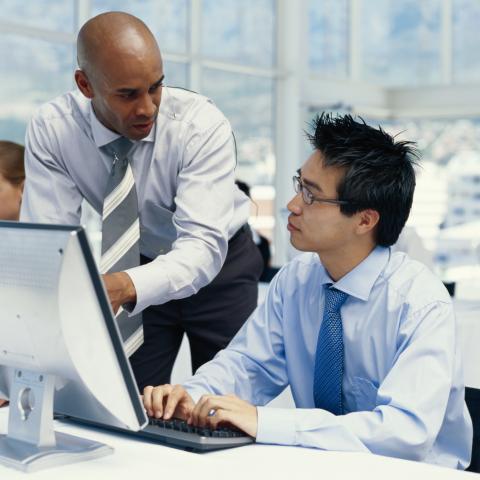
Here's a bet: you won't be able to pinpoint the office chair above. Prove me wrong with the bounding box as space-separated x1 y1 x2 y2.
465 387 480 473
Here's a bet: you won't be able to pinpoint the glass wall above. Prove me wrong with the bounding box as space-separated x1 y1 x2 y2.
359 0 442 86
2 0 480 274
92 0 189 55
0 34 74 143
201 0 275 68
0 0 75 32
453 0 480 83
309 0 348 78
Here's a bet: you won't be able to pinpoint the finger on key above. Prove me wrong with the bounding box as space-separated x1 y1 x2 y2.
152 385 172 418
143 386 154 417
164 385 186 419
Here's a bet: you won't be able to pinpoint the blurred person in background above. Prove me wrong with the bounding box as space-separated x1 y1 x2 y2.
235 180 277 282
0 141 25 221
0 140 25 407
393 225 434 270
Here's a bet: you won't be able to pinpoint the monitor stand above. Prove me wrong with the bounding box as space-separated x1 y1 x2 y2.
0 369 113 473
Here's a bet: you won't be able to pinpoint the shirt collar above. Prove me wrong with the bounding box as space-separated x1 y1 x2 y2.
318 246 390 301
89 102 156 148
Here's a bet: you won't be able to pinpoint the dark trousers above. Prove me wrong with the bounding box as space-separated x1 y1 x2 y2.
130 225 263 391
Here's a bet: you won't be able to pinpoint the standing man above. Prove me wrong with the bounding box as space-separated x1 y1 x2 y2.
143 114 473 469
21 12 263 389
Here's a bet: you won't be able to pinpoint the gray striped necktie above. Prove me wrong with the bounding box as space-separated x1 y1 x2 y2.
100 136 143 357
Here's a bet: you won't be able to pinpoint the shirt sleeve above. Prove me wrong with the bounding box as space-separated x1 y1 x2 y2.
181 269 290 405
256 301 458 463
20 113 83 224
126 112 238 314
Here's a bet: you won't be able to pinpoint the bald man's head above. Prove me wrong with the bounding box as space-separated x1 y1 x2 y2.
74 12 164 140
77 12 160 80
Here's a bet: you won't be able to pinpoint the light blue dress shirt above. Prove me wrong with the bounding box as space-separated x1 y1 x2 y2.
20 87 250 314
183 247 473 469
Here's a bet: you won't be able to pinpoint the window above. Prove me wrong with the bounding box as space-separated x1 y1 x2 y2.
201 69 275 186
201 0 275 68
7 1 480 269
309 0 348 78
360 0 442 86
199 0 277 242
164 61 189 89
0 33 74 143
453 0 480 83
92 0 189 54
0 0 75 32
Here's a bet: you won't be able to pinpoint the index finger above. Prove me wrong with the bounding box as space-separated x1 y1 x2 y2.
142 385 155 416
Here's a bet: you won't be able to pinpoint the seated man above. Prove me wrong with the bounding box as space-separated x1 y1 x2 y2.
142 113 473 469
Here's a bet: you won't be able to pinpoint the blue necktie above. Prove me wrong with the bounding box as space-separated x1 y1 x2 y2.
313 285 348 414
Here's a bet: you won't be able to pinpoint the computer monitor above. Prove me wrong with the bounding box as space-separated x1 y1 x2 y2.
0 222 147 473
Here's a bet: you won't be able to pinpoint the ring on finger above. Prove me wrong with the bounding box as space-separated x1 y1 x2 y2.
207 408 216 417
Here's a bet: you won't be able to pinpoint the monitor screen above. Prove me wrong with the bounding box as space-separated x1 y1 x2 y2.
0 222 147 472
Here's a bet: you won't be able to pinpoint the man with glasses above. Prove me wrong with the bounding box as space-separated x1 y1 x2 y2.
143 113 472 469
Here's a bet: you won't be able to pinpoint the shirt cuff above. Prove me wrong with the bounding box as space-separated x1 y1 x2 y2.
124 261 171 315
256 407 296 445
182 385 207 404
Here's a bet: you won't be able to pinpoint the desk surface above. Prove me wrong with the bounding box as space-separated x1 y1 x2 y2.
0 409 474 480
1 295 478 478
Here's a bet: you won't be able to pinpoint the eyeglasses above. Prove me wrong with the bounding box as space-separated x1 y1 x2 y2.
292 175 351 207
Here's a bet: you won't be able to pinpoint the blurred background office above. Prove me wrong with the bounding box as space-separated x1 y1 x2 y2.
1 0 480 297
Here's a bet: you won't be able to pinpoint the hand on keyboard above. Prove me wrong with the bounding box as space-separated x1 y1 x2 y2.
143 385 258 438
143 384 194 421
191 393 258 437
143 416 254 452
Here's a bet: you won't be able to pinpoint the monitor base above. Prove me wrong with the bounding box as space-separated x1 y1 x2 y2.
0 431 113 473
0 368 113 472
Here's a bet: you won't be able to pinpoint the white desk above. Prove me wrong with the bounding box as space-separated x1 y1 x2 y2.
0 408 474 480
3 286 476 477
0 292 479 478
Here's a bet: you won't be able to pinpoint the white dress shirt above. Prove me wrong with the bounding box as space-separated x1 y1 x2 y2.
21 87 250 314
183 247 473 469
